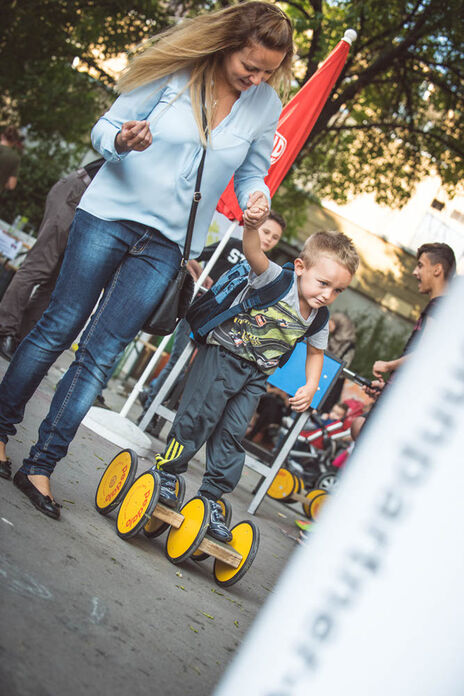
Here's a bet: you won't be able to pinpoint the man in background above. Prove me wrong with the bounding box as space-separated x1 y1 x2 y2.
351 242 456 440
0 159 104 360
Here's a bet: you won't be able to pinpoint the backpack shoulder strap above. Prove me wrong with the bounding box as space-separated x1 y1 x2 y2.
195 263 295 338
304 306 330 337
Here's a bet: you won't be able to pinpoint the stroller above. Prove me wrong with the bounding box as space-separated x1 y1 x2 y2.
285 398 364 491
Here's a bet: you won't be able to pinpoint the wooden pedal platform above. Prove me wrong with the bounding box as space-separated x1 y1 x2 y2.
153 502 241 568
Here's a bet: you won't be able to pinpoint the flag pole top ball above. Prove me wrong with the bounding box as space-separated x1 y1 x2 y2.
343 29 357 45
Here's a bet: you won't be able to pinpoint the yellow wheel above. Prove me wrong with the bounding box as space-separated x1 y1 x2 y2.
116 471 160 539
288 473 304 502
95 449 137 515
143 475 186 539
193 497 233 562
214 520 260 587
302 488 329 520
267 468 297 501
165 497 210 564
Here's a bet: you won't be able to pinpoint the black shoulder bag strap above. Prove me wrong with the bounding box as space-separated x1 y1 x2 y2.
182 84 208 263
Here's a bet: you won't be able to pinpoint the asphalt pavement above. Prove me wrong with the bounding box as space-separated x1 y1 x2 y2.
0 350 305 696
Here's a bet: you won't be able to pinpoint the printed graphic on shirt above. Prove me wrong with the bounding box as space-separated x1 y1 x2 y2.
209 300 312 375
227 247 246 266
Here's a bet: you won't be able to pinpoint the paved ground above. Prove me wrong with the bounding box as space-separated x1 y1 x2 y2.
0 351 305 696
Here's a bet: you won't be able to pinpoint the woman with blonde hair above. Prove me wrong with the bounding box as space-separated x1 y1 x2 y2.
0 2 293 520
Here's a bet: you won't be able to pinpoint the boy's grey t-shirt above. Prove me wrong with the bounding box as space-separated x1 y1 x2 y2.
207 260 329 375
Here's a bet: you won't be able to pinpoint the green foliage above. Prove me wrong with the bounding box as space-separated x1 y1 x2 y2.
1 0 462 228
281 0 464 208
272 185 319 242
0 0 190 227
350 312 411 378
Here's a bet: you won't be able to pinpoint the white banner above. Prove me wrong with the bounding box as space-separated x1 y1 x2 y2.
215 277 464 696
0 228 23 260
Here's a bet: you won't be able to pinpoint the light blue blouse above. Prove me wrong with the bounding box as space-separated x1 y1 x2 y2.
79 70 281 258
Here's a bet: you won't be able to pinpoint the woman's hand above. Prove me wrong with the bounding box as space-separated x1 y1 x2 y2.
244 191 269 228
115 120 152 153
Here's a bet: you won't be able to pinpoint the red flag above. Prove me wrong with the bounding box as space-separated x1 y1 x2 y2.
216 31 356 223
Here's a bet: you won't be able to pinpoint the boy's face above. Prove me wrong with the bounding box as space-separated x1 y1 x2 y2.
258 218 282 253
330 404 346 420
294 255 352 315
412 253 439 295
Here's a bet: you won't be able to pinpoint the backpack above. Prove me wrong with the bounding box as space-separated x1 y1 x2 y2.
186 261 329 368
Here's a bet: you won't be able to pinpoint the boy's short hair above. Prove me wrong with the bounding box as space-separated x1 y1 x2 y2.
417 242 456 280
300 230 359 276
268 209 286 232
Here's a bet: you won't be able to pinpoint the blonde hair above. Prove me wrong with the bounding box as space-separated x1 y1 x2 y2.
300 231 360 277
118 2 293 144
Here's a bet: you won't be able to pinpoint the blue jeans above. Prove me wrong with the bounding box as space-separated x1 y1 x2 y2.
0 209 181 476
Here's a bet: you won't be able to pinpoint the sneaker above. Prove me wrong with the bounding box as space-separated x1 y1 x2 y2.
154 461 178 508
208 500 232 543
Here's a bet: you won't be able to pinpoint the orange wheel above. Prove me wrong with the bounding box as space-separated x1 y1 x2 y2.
267 469 296 501
302 488 328 520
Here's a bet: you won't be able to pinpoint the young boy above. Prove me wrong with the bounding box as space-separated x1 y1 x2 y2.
137 210 286 430
152 220 359 541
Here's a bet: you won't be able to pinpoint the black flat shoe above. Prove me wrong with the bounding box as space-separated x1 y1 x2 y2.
13 471 61 520
0 334 18 361
0 459 12 480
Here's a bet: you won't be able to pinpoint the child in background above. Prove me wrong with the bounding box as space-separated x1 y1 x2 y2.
151 221 359 542
321 401 348 424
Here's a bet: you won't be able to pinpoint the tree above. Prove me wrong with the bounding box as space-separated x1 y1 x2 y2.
1 0 462 232
273 0 463 228
0 0 208 227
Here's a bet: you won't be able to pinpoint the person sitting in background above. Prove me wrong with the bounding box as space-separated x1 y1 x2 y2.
321 400 348 424
245 383 290 449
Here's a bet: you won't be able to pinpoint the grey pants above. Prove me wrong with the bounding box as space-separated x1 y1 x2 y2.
0 168 90 339
160 343 267 499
